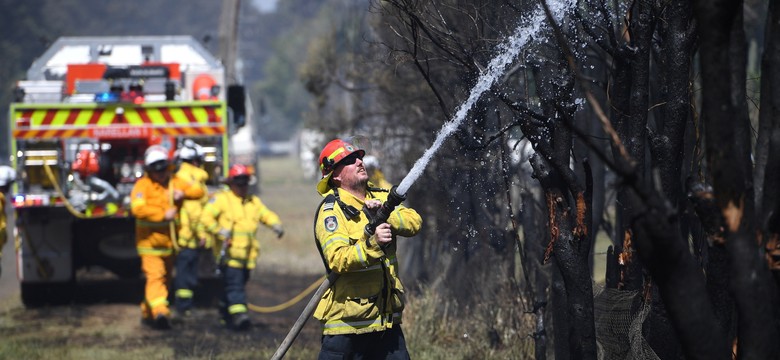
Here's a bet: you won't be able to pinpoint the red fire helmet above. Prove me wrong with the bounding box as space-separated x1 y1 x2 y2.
316 139 365 195
228 164 253 179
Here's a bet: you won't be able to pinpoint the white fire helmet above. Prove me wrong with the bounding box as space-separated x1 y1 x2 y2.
0 166 16 187
144 145 170 171
178 139 204 161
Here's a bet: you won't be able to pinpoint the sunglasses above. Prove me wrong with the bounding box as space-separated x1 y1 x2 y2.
147 161 169 173
339 153 363 167
231 176 250 186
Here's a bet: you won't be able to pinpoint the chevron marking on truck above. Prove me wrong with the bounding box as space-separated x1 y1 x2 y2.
12 104 225 139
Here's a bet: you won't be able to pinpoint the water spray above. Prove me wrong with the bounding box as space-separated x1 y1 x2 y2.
396 0 571 196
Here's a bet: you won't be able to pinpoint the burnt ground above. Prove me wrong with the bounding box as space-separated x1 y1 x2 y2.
0 269 325 359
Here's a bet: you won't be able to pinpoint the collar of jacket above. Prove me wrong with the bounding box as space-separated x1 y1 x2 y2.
145 174 169 188
335 187 377 209
225 188 252 204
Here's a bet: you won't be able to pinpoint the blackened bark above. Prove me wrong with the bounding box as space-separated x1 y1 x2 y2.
531 153 596 360
628 189 730 360
695 0 780 358
759 2 780 229
757 0 780 331
654 0 694 214
687 179 734 338
706 243 735 342
626 0 653 167
644 1 695 358
756 0 780 219
550 262 570 360
613 0 655 293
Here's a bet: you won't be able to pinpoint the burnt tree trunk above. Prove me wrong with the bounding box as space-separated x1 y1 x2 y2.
694 0 780 357
757 0 780 298
526 31 597 358
644 0 696 357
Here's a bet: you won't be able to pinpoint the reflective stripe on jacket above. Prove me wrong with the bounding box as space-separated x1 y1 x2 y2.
131 175 204 256
313 187 422 335
198 190 281 269
175 162 210 249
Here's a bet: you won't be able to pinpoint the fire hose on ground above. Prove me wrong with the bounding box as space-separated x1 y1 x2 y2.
271 186 407 360
247 274 326 313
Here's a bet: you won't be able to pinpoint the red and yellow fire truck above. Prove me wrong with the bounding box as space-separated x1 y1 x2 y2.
9 36 244 305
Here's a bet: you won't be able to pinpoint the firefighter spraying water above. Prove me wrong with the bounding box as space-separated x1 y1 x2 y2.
273 139 421 359
271 1 575 355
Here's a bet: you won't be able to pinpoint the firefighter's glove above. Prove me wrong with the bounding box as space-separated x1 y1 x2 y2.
217 228 231 241
272 224 284 239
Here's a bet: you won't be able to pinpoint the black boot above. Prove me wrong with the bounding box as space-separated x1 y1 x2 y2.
232 313 251 331
154 314 171 330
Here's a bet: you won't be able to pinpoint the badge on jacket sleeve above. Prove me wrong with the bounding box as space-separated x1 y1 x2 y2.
324 216 338 232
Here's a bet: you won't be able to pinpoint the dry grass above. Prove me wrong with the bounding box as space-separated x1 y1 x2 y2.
404 283 537 359
254 155 326 275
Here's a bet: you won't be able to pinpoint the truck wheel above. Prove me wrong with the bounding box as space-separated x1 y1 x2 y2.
74 218 140 279
21 282 75 307
97 233 141 278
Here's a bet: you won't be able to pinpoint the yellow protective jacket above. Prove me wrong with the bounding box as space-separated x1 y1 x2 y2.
130 175 204 256
313 187 422 335
175 162 210 249
198 190 281 269
0 192 6 257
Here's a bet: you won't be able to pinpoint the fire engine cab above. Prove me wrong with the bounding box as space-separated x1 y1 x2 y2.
9 36 242 305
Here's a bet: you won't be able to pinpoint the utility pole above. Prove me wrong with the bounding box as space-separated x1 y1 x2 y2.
218 0 241 85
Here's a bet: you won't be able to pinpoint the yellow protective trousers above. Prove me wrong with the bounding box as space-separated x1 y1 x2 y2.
140 253 174 319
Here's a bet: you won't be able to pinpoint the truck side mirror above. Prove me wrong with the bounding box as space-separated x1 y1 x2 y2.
14 86 25 103
227 85 246 128
165 81 176 101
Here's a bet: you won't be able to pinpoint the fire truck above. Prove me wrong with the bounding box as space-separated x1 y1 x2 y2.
8 36 244 306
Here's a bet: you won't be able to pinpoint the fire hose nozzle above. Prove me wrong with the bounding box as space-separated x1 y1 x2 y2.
364 185 407 236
